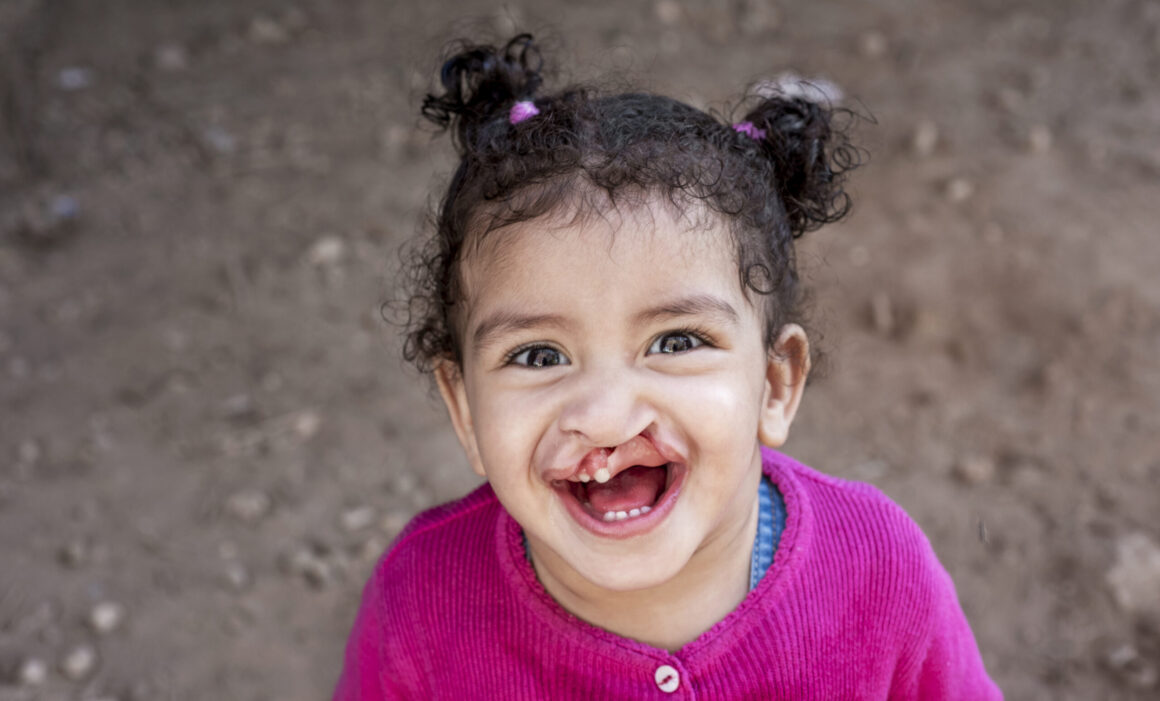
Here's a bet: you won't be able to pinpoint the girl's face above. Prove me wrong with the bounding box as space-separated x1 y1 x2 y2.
436 201 808 594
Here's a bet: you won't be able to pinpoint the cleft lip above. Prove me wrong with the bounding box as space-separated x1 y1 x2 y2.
550 433 683 484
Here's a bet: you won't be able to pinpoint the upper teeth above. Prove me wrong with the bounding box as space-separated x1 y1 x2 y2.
578 472 590 483
593 467 611 483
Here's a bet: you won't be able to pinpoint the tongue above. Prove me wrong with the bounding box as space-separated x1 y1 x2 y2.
586 465 666 513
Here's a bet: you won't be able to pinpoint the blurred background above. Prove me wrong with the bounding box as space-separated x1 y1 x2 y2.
1 0 1158 699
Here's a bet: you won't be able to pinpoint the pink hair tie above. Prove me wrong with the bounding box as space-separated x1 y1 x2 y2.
509 100 540 125
732 121 767 140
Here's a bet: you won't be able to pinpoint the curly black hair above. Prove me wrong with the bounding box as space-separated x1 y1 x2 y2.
403 33 861 373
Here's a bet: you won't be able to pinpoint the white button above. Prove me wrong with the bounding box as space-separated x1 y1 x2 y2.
654 664 680 693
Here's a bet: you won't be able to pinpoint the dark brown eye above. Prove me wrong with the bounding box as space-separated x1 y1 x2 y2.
511 346 569 368
649 332 703 354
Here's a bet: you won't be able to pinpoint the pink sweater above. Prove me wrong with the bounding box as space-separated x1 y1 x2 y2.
334 449 1002 699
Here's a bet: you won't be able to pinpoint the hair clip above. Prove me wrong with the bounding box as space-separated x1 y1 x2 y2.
732 121 767 140
509 100 540 125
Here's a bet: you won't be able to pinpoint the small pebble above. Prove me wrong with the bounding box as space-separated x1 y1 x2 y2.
57 67 94 91
341 505 377 533
944 177 975 203
393 473 417 496
154 42 189 71
954 455 996 485
221 393 257 422
163 327 189 353
249 15 289 45
859 30 888 59
1106 643 1160 689
1028 124 1053 154
50 194 79 221
224 562 251 591
307 236 346 267
293 410 321 439
202 126 236 155
226 489 271 523
289 548 332 589
59 538 93 568
654 0 683 25
1108 643 1138 668
19 656 49 686
89 601 126 635
1106 532 1160 617
18 438 42 465
911 120 939 157
61 644 97 681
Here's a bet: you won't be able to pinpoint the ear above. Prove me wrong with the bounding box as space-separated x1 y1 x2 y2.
434 360 487 478
758 324 811 448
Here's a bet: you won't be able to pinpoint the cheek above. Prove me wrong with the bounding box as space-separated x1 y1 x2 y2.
665 371 763 442
469 385 553 467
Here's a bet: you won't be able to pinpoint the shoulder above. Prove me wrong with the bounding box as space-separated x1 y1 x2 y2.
356 482 505 641
375 482 502 586
763 450 1002 698
334 484 505 700
765 448 933 554
764 448 949 611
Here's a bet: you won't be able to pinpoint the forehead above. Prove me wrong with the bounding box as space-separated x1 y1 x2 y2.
460 198 738 298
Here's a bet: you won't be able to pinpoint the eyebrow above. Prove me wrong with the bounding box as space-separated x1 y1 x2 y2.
632 294 740 326
471 311 569 352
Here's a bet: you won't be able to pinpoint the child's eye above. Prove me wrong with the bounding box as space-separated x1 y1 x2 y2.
507 345 570 368
648 331 706 355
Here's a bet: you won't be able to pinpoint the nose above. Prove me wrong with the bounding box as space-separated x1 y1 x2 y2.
556 364 656 447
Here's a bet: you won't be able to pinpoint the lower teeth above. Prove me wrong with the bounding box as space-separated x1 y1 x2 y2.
601 505 651 522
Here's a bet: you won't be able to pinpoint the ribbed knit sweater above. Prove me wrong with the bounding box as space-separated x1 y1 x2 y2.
334 449 1002 699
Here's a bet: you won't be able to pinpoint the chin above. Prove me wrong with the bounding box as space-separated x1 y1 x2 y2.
569 547 689 593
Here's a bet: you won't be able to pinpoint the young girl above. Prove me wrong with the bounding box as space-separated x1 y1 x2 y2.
335 34 1001 699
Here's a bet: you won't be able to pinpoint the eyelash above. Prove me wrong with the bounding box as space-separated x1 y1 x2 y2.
649 327 715 354
502 343 568 368
501 327 716 368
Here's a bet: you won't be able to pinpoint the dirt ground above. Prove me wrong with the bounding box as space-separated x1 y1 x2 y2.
1 0 1158 699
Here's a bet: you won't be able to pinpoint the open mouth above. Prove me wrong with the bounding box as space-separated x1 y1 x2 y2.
552 462 685 536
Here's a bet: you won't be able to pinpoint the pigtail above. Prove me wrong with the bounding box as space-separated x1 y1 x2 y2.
421 34 544 152
740 95 863 238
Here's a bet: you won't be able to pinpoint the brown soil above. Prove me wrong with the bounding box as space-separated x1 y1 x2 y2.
2 1 1158 699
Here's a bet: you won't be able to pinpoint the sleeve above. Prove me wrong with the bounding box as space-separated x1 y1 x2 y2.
891 539 1003 700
